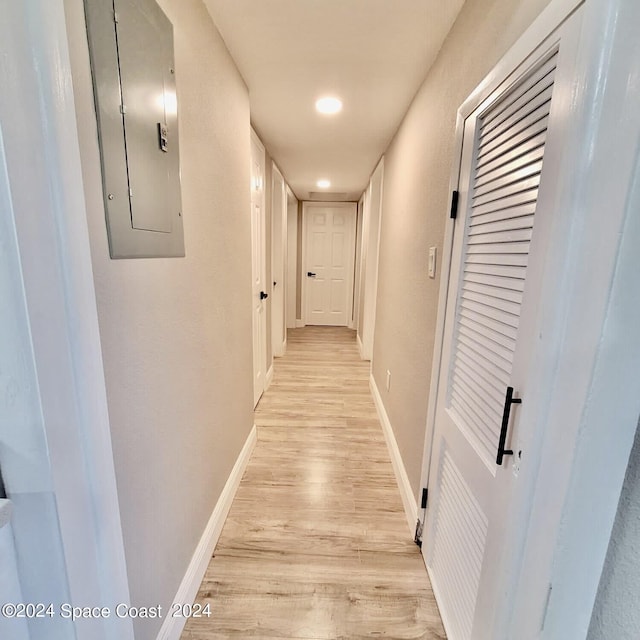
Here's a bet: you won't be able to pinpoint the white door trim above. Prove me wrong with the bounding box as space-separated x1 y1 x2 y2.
1 3 133 638
301 201 357 327
360 157 384 360
353 194 365 333
286 187 298 330
250 128 268 407
270 162 287 357
506 0 640 635
419 0 640 637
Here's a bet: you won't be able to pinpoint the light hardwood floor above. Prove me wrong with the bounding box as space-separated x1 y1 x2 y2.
181 326 446 640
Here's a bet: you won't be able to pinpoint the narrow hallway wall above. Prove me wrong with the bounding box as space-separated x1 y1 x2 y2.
372 0 552 502
64 1 254 638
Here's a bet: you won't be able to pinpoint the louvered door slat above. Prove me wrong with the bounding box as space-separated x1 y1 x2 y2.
440 473 487 558
481 54 557 130
478 105 550 159
450 393 498 453
447 50 558 468
466 252 529 267
476 131 546 176
460 298 521 329
481 84 554 147
472 189 538 217
475 146 545 186
462 290 521 317
464 262 527 279
466 242 531 256
463 270 525 292
456 348 507 397
467 227 533 245
470 202 536 227
476 116 549 168
474 160 543 198
451 384 499 446
459 322 516 363
460 315 514 356
473 175 541 208
463 280 524 304
457 332 512 376
454 351 509 402
460 305 518 342
469 214 535 237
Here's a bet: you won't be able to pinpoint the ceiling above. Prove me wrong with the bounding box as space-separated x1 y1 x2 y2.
203 0 465 201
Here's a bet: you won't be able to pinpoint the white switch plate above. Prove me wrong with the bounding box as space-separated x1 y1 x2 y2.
428 247 437 278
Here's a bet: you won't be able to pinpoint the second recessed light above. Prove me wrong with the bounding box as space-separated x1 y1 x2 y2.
317 179 331 189
315 96 343 115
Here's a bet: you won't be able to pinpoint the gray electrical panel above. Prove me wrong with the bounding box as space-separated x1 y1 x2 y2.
84 0 184 258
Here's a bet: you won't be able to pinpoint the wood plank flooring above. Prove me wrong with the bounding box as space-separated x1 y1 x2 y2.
181 326 446 640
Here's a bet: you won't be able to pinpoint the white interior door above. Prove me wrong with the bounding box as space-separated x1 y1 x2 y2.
0 122 74 640
271 165 287 356
250 131 267 407
303 202 356 326
423 21 579 640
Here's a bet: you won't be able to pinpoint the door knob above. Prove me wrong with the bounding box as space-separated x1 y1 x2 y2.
307 272 316 278
260 291 268 300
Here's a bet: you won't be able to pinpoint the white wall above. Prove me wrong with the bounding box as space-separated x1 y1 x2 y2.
64 1 255 639
371 0 552 501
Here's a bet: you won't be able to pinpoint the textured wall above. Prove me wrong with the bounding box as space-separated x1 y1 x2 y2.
64 1 254 638
588 418 640 640
372 0 552 501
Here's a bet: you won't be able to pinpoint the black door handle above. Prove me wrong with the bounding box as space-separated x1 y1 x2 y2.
307 272 316 278
260 291 268 300
496 386 521 465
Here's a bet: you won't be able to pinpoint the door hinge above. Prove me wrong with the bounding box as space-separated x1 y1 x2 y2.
414 519 424 548
113 11 119 23
450 190 459 219
421 487 429 509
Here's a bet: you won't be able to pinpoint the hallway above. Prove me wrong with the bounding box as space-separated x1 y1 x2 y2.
181 327 445 639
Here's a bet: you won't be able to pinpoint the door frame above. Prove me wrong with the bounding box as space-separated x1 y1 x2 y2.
359 158 384 360
418 0 640 637
286 187 299 329
250 128 268 406
270 162 287 356
301 201 357 327
352 195 365 333
0 3 133 638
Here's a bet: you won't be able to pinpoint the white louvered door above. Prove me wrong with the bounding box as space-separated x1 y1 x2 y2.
424 42 568 640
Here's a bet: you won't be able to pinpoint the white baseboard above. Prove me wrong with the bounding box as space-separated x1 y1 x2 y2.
369 374 418 536
265 364 274 389
357 334 366 360
295 319 304 328
156 425 257 640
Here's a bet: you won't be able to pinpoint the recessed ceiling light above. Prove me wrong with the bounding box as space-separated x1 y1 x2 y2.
315 97 343 115
316 179 331 189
